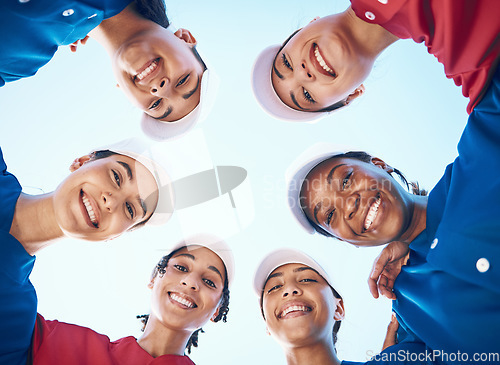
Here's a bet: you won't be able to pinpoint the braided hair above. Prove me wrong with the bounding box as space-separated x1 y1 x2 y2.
137 246 230 354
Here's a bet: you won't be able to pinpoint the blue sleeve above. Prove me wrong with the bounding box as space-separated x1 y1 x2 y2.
0 147 37 365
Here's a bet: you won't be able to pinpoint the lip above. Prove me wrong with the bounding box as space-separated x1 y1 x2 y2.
277 300 312 320
362 194 383 233
309 43 336 78
168 291 198 309
134 58 161 84
79 189 100 229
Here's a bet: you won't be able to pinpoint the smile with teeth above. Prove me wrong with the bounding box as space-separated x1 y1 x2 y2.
81 191 98 228
170 293 196 308
364 196 381 230
314 45 335 76
279 305 311 318
135 59 159 81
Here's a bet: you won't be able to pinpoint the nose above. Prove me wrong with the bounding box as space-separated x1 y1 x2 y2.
150 77 169 96
181 274 199 291
282 284 302 298
299 62 315 81
344 194 360 220
102 192 118 212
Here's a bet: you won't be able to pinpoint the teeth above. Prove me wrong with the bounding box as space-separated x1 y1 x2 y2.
136 59 158 81
171 293 195 308
280 305 310 318
314 46 333 74
364 197 381 230
82 194 97 225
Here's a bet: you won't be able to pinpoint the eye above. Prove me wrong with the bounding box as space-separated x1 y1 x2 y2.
343 171 353 190
125 202 134 219
203 278 216 288
174 264 188 272
281 53 292 70
326 209 335 226
176 74 190 87
267 284 282 294
149 99 161 110
112 170 121 187
302 88 316 104
300 278 318 283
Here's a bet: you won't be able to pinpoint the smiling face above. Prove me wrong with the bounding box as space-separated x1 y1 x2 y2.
149 246 225 332
271 16 372 112
300 157 413 246
262 263 340 347
53 154 158 241
112 28 205 122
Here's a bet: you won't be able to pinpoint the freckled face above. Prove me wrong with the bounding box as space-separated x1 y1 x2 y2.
150 246 226 332
53 155 158 241
272 16 373 111
262 263 337 347
112 28 204 122
300 157 412 246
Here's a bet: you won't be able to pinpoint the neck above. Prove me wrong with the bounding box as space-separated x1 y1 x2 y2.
137 316 192 357
284 340 341 365
341 7 399 58
10 193 64 255
89 3 152 57
399 194 428 244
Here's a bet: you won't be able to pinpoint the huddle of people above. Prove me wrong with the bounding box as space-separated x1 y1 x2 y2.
1 0 499 364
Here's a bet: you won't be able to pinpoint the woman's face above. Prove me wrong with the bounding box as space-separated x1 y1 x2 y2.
271 16 372 112
112 28 204 122
300 157 412 246
53 154 158 241
262 263 340 347
149 246 225 332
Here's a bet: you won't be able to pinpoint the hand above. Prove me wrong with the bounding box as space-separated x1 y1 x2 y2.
382 313 399 351
368 241 410 299
69 36 90 53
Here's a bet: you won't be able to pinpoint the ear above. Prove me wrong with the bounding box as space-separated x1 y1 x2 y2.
69 155 92 172
147 277 155 290
371 157 394 173
174 28 197 47
345 84 365 105
309 16 321 24
266 327 271 336
210 306 221 322
333 298 345 321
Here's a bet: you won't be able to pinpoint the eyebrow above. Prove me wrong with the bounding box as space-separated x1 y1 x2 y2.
183 76 200 100
313 202 322 225
117 161 147 218
266 266 317 283
174 253 224 282
327 164 346 185
152 106 173 121
272 58 284 80
290 92 309 110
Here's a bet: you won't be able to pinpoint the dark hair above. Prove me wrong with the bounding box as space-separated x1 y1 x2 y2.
137 246 230 354
133 0 206 73
275 29 348 113
300 151 427 238
89 150 153 229
259 269 342 346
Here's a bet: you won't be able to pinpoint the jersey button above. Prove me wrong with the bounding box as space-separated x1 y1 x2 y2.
365 11 376 20
476 258 490 273
62 9 75 17
430 238 438 249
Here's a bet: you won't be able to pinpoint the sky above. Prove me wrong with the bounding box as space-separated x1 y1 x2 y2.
0 0 469 364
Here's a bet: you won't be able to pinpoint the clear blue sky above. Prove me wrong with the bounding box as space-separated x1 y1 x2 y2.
0 0 468 363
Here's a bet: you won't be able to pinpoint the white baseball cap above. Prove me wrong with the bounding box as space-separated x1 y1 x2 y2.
91 138 174 226
286 143 349 234
169 233 235 286
253 248 340 298
252 45 344 123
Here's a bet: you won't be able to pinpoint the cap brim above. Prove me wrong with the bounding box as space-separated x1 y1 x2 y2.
253 248 339 297
251 45 328 123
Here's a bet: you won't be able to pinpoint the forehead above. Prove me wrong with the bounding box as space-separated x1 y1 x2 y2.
266 263 319 283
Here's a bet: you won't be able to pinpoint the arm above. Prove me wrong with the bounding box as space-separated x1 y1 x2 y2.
368 241 409 299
